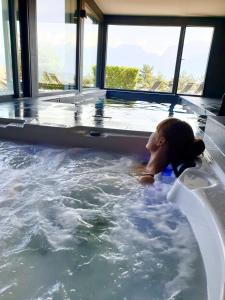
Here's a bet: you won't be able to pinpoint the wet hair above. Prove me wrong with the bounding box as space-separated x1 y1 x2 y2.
157 118 205 165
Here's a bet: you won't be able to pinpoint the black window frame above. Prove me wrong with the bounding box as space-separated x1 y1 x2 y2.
0 0 20 102
81 0 102 89
7 0 102 99
102 16 219 97
176 25 215 97
36 0 79 96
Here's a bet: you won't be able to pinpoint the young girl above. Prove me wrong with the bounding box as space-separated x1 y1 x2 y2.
138 118 205 184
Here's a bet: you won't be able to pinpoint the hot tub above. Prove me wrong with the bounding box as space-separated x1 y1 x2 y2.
0 141 207 299
0 96 224 299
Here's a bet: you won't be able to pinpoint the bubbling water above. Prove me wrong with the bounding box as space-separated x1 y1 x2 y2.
0 141 206 300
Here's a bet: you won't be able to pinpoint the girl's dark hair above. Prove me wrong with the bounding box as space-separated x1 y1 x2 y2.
157 118 205 164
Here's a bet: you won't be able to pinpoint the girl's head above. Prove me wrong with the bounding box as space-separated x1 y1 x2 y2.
146 118 205 165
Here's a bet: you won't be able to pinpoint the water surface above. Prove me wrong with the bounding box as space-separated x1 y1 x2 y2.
0 141 207 300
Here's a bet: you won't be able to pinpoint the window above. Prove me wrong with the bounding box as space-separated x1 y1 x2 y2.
15 0 22 95
178 27 214 95
0 0 13 96
37 0 77 93
82 15 98 88
105 25 181 92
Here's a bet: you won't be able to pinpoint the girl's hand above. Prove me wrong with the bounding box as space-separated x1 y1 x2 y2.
130 164 155 184
139 174 155 184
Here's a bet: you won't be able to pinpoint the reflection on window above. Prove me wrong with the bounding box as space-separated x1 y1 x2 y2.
0 0 13 95
37 0 77 92
178 27 214 95
82 16 98 88
106 25 180 92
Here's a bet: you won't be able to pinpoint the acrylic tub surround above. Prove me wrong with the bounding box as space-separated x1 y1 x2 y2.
168 154 225 300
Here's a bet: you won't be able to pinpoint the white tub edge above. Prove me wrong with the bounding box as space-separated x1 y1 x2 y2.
167 159 225 300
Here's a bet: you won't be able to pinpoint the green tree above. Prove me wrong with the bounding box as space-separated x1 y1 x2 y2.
137 64 154 90
104 65 139 89
153 72 168 91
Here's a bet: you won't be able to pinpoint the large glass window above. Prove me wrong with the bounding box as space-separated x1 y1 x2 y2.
37 0 77 93
0 0 13 96
178 27 214 95
105 25 181 92
82 15 98 88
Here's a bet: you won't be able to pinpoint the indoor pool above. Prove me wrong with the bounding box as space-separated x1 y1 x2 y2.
0 141 207 300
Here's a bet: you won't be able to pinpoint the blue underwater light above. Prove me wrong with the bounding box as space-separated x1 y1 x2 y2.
162 164 173 176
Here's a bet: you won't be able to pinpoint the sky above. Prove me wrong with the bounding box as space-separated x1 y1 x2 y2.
108 25 181 55
107 25 213 55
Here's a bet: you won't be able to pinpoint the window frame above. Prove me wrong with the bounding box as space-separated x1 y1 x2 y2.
34 0 103 96
176 25 215 97
36 0 79 96
0 0 20 100
82 9 100 88
82 0 103 90
105 24 183 94
102 15 219 97
1 5 224 101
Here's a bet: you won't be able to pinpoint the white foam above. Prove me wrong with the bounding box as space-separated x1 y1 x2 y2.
0 141 207 299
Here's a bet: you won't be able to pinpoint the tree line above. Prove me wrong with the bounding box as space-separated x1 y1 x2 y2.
38 63 203 94
83 64 202 93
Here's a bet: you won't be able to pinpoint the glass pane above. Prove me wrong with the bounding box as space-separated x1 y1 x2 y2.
178 27 214 95
0 0 13 95
15 0 22 95
37 0 77 93
106 25 181 92
82 16 98 88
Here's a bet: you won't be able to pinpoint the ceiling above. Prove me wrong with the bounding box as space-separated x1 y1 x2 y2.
94 0 225 17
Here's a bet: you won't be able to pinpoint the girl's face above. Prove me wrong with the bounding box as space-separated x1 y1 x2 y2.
146 131 159 153
146 128 166 153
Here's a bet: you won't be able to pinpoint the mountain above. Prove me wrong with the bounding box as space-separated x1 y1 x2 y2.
106 41 211 79
38 40 211 81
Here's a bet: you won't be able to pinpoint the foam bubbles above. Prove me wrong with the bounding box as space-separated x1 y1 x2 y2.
0 141 207 299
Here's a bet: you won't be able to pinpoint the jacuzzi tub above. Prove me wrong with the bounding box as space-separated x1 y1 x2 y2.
0 97 224 299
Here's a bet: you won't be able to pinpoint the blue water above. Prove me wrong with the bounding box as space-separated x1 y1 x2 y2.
0 141 207 300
